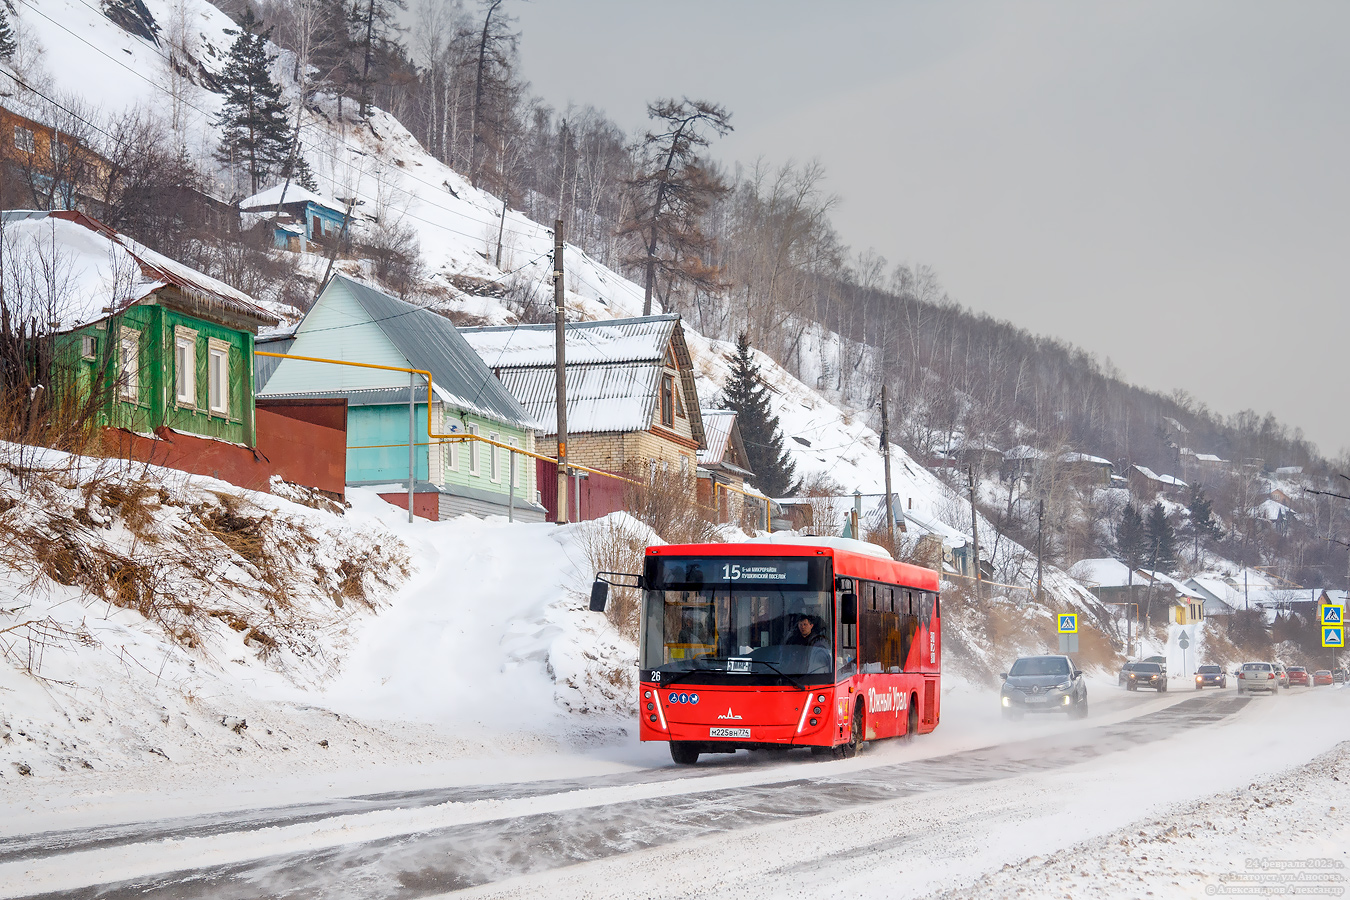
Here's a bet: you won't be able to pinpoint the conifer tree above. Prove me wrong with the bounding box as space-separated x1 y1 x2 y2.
0 5 17 61
1187 483 1218 562
1145 501 1177 573
1117 502 1146 572
214 10 310 194
721 332 796 497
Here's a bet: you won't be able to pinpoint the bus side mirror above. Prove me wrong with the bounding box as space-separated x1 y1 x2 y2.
840 592 857 625
589 579 609 613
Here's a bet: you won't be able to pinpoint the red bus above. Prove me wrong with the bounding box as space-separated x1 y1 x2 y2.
596 536 942 765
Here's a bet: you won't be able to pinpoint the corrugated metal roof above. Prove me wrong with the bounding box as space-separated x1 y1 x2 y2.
460 315 705 445
698 409 735 465
461 315 678 367
333 275 540 429
494 363 661 434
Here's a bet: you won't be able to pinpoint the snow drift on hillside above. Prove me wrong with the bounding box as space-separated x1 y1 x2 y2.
0 449 640 794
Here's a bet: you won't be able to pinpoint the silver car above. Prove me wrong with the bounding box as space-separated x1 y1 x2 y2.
1237 661 1279 695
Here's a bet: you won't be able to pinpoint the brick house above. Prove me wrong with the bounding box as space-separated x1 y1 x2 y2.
460 314 706 521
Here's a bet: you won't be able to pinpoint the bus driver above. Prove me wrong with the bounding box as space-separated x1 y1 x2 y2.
786 614 829 648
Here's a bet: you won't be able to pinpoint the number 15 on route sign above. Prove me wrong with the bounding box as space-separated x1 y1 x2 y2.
1058 614 1077 634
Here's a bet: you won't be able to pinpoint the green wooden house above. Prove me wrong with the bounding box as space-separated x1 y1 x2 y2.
256 274 545 521
2 210 279 448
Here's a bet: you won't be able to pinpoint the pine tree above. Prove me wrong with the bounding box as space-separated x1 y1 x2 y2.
1145 501 1177 573
214 10 306 194
0 5 17 61
1117 502 1146 571
721 332 796 497
1187 483 1218 561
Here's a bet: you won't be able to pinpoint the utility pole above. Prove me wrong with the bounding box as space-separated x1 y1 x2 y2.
1036 497 1045 602
968 466 981 600
880 385 895 552
495 195 507 268
553 220 568 525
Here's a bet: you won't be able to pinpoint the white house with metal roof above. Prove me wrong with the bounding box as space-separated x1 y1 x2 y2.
257 274 545 521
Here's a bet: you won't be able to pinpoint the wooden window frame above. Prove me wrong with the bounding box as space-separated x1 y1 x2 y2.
488 431 501 482
660 373 675 427
206 339 230 416
118 327 140 402
14 126 34 154
466 423 479 475
174 327 197 408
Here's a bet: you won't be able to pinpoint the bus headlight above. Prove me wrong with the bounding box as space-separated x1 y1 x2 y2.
809 718 818 727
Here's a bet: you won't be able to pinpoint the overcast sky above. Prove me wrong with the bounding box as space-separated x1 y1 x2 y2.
513 0 1349 458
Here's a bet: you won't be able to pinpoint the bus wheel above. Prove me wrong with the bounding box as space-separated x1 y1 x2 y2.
670 742 700 766
905 702 919 741
835 702 863 759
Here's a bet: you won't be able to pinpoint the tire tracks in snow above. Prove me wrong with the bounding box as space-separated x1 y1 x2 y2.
4 694 1249 899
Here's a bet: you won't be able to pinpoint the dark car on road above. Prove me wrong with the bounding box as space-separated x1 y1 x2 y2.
1194 665 1226 689
1335 669 1348 685
1001 655 1088 719
1124 661 1167 692
1287 666 1310 687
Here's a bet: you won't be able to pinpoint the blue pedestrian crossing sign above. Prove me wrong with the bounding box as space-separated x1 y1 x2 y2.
1322 605 1344 625
1324 626 1344 648
1058 614 1078 634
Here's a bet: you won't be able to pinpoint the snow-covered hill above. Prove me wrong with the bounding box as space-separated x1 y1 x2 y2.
1 0 1129 782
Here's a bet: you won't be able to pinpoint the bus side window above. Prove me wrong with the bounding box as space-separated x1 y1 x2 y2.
934 593 941 618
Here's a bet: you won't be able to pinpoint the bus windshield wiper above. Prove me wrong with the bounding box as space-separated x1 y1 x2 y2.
751 659 806 690
656 658 805 690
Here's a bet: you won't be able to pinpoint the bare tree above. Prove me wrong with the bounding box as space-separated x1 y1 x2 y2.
621 98 732 316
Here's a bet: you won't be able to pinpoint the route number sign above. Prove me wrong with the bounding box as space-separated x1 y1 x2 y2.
1322 605 1344 626
1324 626 1344 648
1058 614 1077 634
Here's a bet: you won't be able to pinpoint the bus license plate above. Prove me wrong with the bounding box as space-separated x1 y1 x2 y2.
727 658 752 674
710 727 750 739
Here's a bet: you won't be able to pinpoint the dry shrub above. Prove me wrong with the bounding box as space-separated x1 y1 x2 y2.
577 515 650 640
621 463 720 546
797 472 846 536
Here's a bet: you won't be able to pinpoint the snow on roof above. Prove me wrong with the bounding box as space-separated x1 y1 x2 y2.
0 213 160 330
461 316 677 367
697 409 736 466
239 183 346 213
745 533 893 560
1 211 277 330
1060 452 1113 466
1070 557 1136 588
1256 498 1293 520
1196 453 1226 463
460 316 706 444
1131 465 1187 488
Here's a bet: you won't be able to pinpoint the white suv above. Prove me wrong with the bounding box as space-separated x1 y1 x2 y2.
1237 661 1279 695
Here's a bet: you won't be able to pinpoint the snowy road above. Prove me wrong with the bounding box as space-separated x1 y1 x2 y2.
9 684 1344 900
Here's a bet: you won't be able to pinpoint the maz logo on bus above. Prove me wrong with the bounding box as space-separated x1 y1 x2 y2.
867 686 909 714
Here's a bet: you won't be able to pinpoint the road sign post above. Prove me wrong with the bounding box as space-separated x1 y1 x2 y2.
1178 630 1190 677
1057 613 1078 655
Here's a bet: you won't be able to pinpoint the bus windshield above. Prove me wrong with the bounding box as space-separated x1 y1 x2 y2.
641 556 833 679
